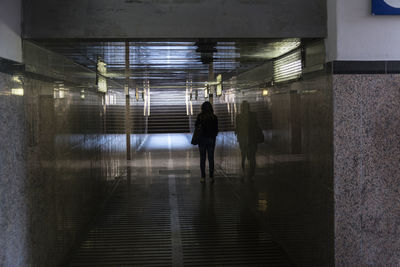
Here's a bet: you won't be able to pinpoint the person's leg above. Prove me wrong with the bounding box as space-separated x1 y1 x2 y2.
248 149 256 179
239 144 246 170
199 145 206 182
207 140 215 180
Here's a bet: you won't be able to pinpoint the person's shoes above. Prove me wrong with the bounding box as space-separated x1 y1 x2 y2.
200 177 205 183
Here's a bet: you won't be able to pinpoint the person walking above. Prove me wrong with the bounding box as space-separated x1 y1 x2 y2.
235 101 262 180
195 101 218 183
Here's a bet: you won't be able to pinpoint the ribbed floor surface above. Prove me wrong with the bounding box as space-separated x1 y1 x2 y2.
68 173 292 266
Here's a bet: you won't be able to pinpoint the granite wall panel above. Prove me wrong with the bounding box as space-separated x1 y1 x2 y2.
333 74 400 267
0 72 29 267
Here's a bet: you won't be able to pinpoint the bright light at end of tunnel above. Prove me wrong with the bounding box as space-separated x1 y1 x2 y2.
143 134 193 151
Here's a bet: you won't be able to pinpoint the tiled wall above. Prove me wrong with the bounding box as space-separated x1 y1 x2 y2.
214 73 334 266
0 41 146 266
333 74 400 267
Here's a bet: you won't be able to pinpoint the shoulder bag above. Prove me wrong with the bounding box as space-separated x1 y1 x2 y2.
191 124 202 145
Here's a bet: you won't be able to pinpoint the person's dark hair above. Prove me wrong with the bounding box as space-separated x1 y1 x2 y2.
201 101 214 114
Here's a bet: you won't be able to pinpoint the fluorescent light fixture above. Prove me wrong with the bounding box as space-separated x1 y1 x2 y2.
98 76 107 93
59 90 65 99
204 86 209 98
147 85 151 116
97 60 107 74
11 88 24 96
143 91 147 116
216 74 222 96
12 76 22 84
143 80 151 116
97 59 108 93
216 84 222 96
53 83 69 99
273 50 302 84
206 81 220 86
186 81 189 115
216 74 222 84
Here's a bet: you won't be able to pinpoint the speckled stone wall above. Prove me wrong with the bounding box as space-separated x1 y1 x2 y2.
0 71 29 267
333 74 400 267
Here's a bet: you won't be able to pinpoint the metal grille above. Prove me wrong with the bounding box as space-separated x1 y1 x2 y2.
273 50 302 84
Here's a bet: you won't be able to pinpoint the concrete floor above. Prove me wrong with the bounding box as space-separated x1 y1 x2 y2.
67 134 293 266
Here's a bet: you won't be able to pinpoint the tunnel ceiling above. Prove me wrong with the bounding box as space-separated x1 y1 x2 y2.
33 39 304 89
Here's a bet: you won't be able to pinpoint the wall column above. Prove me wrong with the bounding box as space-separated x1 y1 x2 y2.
125 41 131 161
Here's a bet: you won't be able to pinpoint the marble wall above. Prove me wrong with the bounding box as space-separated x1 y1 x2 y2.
214 73 334 266
268 75 334 266
23 78 126 266
333 74 400 267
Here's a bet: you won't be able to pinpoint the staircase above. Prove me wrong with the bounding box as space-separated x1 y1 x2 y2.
147 89 190 133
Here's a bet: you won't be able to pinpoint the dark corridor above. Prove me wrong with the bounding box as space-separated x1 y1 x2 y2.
3 40 333 267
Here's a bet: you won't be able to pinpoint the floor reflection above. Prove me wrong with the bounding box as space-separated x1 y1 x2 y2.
69 132 293 266
140 133 193 151
68 131 333 266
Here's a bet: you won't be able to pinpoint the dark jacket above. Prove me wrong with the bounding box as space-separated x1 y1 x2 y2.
195 112 218 139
